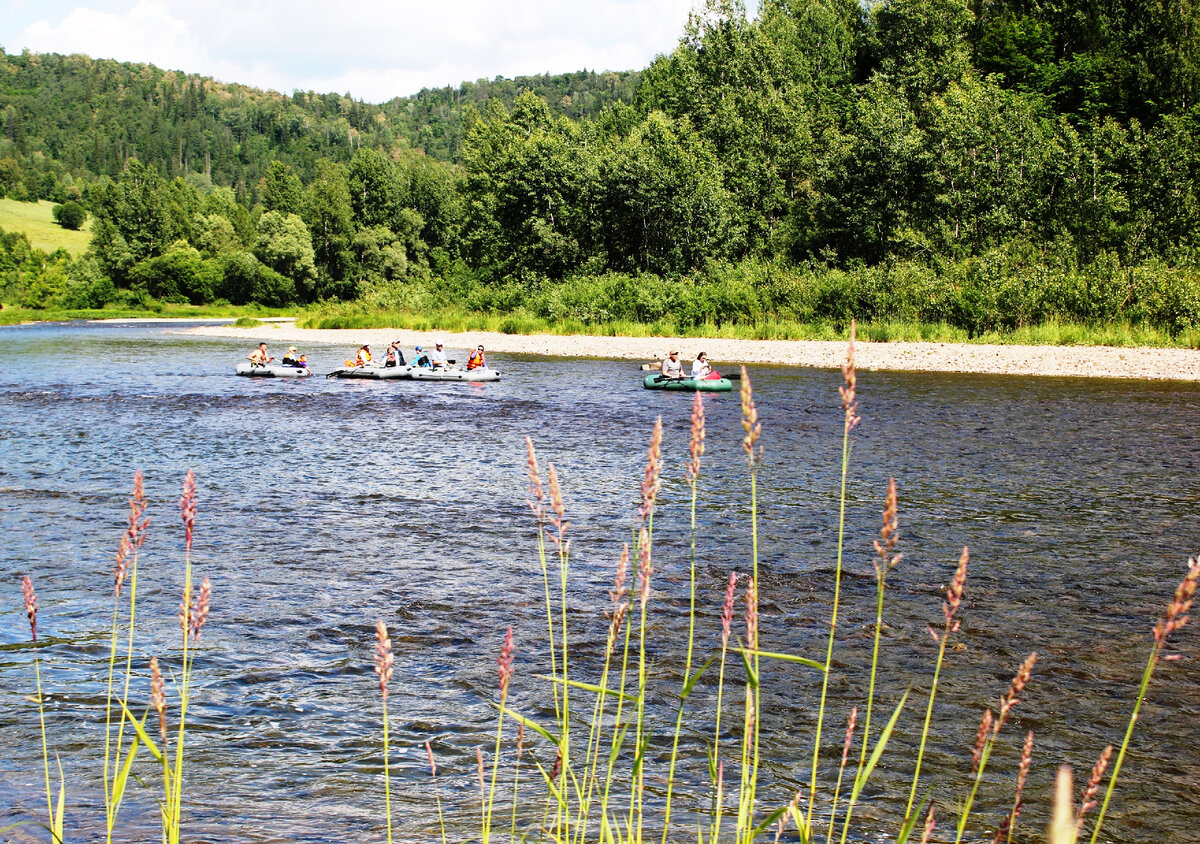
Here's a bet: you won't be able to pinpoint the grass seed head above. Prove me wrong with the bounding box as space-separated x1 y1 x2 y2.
740 368 762 469
919 804 936 844
128 470 149 550
639 417 663 522
1048 766 1078 844
498 625 515 698
745 575 759 648
21 575 37 642
840 320 860 430
424 740 438 778
637 528 652 608
722 571 737 645
841 706 858 768
180 469 196 552
687 392 706 482
150 655 167 746
374 619 394 702
997 652 1038 731
1076 744 1113 829
114 534 132 597
1154 555 1200 645
944 547 969 631
973 708 994 772
873 477 901 576
189 577 211 642
525 437 545 521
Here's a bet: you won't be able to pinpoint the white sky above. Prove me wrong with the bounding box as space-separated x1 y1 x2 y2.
0 0 701 102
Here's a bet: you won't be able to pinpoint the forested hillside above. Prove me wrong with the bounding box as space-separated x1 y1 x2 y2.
3 0 1200 338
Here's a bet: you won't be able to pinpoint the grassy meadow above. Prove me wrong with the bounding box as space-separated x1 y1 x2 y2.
0 198 92 256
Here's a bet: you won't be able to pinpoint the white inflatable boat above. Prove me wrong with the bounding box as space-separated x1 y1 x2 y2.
408 366 502 382
328 365 412 380
236 362 312 377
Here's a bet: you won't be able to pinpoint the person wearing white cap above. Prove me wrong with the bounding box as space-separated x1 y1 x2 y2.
281 345 300 366
428 341 449 369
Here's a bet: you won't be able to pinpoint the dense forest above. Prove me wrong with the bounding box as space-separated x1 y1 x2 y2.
3 0 1200 336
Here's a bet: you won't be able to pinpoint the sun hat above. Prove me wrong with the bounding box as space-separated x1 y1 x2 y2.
288 346 297 352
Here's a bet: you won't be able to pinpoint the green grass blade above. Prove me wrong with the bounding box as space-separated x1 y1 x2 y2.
851 692 910 803
498 706 560 747
749 801 794 838
742 648 826 672
895 790 933 844
540 675 638 702
117 701 167 767
52 755 66 844
681 654 718 699
111 730 143 820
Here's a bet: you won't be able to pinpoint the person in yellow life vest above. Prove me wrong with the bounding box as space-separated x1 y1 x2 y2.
355 344 372 367
467 345 486 370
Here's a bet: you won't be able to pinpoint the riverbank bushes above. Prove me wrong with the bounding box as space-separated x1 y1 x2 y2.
300 252 1200 347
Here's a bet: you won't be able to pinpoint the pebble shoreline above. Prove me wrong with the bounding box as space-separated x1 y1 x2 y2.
178 321 1200 381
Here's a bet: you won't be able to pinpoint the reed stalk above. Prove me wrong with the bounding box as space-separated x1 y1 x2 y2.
808 322 859 832
661 393 705 842
1087 555 1200 844
904 546 968 822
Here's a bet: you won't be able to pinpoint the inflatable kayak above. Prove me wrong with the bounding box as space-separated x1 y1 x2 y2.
328 365 412 380
236 362 312 377
409 366 501 382
643 374 733 392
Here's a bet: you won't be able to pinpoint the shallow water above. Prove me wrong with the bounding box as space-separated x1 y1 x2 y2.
1 321 1198 843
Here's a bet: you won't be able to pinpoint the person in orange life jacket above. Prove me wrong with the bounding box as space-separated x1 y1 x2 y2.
355 344 372 366
467 345 486 370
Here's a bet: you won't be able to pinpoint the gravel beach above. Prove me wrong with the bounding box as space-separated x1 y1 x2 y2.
179 320 1200 381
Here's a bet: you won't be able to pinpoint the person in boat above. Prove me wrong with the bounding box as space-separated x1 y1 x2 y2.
660 350 684 379
281 346 301 366
429 341 449 369
691 351 721 380
355 344 372 367
410 345 432 368
247 343 274 366
297 354 309 369
466 345 486 370
384 341 406 368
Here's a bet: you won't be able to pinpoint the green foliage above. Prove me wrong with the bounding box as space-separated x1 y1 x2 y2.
52 200 86 230
129 241 213 305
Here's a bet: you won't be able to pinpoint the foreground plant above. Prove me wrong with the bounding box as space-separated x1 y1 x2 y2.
19 470 212 844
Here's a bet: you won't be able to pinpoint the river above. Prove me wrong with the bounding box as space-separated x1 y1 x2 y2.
0 321 1197 843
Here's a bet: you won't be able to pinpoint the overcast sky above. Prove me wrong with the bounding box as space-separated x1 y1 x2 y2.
0 0 701 102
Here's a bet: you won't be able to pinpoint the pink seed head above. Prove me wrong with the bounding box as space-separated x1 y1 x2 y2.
374 619 394 702
21 575 38 642
150 655 167 746
637 529 652 608
721 571 737 645
639 417 663 523
424 740 438 778
1076 744 1113 829
189 577 211 642
126 470 150 550
114 533 132 597
840 320 860 430
1155 556 1200 645
740 369 762 469
180 470 197 552
841 706 858 768
944 547 969 630
525 437 545 520
745 576 759 647
972 708 994 772
873 478 901 575
686 392 706 481
919 804 936 844
498 625 515 698
997 652 1038 731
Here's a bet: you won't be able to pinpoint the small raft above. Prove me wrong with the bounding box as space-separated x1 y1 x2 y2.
643 374 733 392
409 366 502 382
236 362 312 378
329 365 412 380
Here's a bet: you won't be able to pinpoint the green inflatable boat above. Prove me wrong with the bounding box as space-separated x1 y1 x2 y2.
643 374 734 392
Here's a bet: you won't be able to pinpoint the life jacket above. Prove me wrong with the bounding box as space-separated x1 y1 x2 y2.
467 350 484 370
356 350 371 366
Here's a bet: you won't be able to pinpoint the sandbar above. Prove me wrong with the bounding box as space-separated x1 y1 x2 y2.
180 321 1200 381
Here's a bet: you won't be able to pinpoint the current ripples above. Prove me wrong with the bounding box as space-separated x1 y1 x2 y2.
1 321 1199 842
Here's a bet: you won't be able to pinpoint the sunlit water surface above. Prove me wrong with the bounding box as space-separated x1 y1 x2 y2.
1 322 1198 843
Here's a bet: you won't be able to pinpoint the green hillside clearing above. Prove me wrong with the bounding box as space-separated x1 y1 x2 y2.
0 199 92 256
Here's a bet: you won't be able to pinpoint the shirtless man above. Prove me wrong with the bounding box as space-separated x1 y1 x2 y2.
247 343 274 366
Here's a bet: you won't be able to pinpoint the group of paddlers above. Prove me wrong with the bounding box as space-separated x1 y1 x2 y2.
345 340 487 370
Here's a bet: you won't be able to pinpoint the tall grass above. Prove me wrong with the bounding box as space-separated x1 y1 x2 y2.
17 470 213 844
393 326 1200 843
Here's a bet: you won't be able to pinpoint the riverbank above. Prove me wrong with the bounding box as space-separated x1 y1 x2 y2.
182 321 1200 380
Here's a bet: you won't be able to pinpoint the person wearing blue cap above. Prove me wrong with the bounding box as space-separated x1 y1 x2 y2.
410 344 431 368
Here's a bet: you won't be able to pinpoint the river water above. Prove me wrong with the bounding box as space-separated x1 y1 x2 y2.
0 321 1197 843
